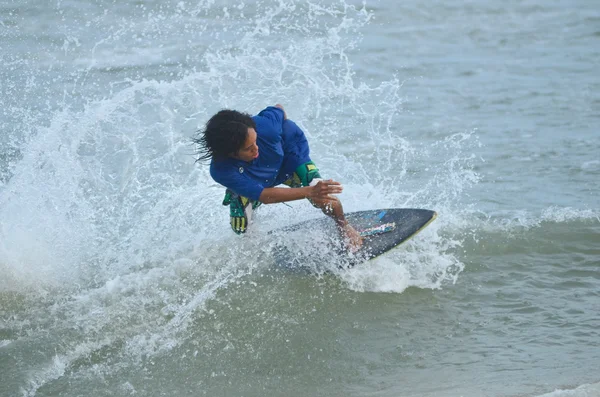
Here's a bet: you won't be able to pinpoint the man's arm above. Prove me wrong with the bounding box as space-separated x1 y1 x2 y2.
258 179 342 204
269 185 362 250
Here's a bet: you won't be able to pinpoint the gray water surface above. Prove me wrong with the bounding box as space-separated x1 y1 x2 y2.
1 1 599 396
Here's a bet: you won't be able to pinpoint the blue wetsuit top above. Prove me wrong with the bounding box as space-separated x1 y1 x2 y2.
210 106 311 201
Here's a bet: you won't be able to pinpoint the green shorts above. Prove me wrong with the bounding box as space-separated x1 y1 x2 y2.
223 161 322 234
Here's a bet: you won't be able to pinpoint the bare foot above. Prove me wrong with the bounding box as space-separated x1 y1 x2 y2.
342 224 363 253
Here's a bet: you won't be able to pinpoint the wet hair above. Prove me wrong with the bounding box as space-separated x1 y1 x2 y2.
194 109 256 162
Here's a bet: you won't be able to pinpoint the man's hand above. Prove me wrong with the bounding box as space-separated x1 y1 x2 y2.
308 179 343 201
341 223 363 253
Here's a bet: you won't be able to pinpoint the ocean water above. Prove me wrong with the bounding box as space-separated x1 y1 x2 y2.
1 0 599 396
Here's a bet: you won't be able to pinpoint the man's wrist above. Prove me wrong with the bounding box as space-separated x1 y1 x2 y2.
305 185 314 199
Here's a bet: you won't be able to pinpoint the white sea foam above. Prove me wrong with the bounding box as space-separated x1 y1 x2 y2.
441 206 600 240
339 218 463 293
535 382 600 397
540 206 600 223
581 160 600 171
0 0 473 299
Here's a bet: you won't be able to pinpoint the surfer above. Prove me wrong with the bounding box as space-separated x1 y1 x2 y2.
194 104 362 251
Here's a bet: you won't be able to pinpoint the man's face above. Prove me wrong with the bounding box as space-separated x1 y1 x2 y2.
232 128 259 162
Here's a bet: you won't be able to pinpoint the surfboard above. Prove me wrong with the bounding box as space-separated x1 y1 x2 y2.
269 208 437 267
